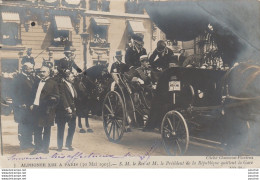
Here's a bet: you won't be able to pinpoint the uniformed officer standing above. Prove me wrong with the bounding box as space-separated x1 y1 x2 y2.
149 40 174 71
21 48 35 66
125 34 147 68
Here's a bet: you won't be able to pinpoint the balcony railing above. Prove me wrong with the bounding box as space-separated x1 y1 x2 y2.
89 41 110 48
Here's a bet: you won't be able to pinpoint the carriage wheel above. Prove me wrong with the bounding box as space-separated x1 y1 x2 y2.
161 110 189 155
102 91 126 143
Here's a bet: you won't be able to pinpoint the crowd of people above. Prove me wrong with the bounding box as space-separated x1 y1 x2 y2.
12 47 83 155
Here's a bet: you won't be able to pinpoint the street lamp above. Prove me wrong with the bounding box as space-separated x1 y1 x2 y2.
80 32 89 70
80 32 89 45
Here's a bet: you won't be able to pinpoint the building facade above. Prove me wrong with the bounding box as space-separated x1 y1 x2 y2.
0 0 173 73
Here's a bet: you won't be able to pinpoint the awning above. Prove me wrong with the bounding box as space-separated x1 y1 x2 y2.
2 12 20 23
92 18 110 26
54 16 73 30
128 20 145 33
45 0 57 3
65 0 81 5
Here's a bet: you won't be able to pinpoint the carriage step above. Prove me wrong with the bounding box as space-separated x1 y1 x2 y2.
190 136 222 145
189 140 224 151
190 136 224 151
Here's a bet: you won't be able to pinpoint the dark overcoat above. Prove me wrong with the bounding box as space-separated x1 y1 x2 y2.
12 73 35 124
125 47 147 68
33 78 60 127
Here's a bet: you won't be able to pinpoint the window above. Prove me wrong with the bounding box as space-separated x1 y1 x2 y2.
90 18 110 48
125 0 144 14
53 30 72 47
0 12 21 46
52 16 73 47
1 59 19 73
89 0 110 12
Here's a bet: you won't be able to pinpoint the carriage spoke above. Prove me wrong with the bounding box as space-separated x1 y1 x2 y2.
163 127 172 134
105 104 114 115
108 121 114 137
106 119 113 126
176 120 181 131
113 121 116 140
167 118 174 131
176 139 182 154
116 122 120 138
107 96 114 114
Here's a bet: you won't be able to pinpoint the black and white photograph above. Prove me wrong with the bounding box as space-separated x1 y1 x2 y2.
0 0 260 169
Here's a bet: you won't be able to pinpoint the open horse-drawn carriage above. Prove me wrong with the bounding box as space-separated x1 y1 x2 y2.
101 0 260 155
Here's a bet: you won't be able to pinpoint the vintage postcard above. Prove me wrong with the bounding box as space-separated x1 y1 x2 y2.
0 0 260 169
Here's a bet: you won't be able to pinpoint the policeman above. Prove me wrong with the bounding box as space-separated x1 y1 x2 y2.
22 48 35 66
125 34 147 68
149 40 174 71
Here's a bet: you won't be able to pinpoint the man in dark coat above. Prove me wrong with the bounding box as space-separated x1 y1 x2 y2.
125 34 147 68
12 62 35 149
55 67 77 152
59 46 82 73
149 40 175 71
30 66 59 155
21 48 35 66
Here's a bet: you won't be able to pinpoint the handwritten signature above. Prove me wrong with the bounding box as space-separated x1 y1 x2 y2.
7 140 162 164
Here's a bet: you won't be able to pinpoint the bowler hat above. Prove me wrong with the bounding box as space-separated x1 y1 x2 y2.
115 50 123 57
64 46 73 53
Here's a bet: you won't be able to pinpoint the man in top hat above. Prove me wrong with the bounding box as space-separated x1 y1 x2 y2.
22 48 35 66
30 66 59 155
149 40 174 71
61 46 82 73
125 34 147 68
110 50 129 73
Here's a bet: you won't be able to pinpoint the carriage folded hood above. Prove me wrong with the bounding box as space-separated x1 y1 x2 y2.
144 0 260 64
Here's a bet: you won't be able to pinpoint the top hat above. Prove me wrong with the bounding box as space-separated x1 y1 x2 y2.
115 50 123 57
64 46 73 53
132 33 144 44
27 48 32 52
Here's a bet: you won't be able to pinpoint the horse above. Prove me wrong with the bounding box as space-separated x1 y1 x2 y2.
220 61 260 155
73 64 113 133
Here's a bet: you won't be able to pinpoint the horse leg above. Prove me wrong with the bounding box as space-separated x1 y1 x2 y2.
85 113 93 133
78 116 86 133
78 116 82 128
